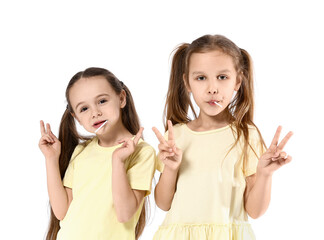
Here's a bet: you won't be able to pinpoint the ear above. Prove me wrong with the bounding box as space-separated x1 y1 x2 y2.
183 74 191 93
234 73 243 91
120 89 127 108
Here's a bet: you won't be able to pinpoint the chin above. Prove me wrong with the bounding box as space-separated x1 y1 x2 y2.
203 110 222 117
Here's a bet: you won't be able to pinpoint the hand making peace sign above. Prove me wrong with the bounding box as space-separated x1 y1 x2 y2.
112 127 144 163
258 126 293 176
38 120 61 162
152 120 182 171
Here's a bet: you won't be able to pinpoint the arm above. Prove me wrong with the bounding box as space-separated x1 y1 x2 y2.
154 167 178 211
112 160 145 223
244 126 293 219
153 120 182 211
39 121 71 220
46 160 73 220
111 128 146 223
244 173 272 219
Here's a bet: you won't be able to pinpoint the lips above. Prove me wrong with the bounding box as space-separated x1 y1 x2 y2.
93 120 107 128
208 100 220 105
207 100 223 108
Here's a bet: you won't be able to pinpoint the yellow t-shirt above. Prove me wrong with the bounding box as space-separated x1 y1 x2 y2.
57 137 156 240
154 124 266 240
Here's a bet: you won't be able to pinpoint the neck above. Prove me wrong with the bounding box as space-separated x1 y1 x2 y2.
189 111 230 131
97 119 133 147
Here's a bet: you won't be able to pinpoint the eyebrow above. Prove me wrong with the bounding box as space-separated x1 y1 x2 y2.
75 93 110 110
191 69 232 75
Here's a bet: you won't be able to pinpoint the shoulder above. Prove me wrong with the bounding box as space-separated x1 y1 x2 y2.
247 124 263 141
173 123 187 131
134 139 156 156
247 124 258 132
71 138 94 161
126 139 156 167
245 124 266 154
165 123 186 137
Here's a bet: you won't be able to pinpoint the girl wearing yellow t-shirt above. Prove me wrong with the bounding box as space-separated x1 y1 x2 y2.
152 35 293 240
39 67 156 240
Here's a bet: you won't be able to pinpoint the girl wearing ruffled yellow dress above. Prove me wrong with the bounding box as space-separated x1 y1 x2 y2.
152 34 293 240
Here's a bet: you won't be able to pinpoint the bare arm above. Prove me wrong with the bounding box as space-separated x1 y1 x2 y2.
111 128 146 223
152 120 182 211
112 160 145 223
39 121 71 220
154 167 179 211
245 126 293 219
244 173 272 219
45 159 72 220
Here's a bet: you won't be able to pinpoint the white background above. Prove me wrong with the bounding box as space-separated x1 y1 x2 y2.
1 0 323 239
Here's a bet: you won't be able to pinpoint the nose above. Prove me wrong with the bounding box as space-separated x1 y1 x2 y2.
208 89 218 94
208 81 218 94
92 107 102 118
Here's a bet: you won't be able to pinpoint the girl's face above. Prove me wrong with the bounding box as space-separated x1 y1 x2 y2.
186 50 241 119
69 76 126 134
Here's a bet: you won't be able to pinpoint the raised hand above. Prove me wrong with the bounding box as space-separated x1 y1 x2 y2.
112 127 144 163
257 126 293 176
39 120 61 162
152 120 182 171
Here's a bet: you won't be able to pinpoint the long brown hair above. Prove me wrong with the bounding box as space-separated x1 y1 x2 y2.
164 34 266 172
46 67 147 240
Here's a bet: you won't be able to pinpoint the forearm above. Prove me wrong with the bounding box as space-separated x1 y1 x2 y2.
245 173 272 219
112 160 139 223
155 167 178 211
45 158 69 220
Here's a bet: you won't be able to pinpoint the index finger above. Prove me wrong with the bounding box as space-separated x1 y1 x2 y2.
40 120 46 135
133 127 144 145
152 127 167 145
277 131 293 151
269 126 282 150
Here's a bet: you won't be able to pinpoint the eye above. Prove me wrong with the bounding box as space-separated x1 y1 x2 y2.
80 106 88 113
217 75 228 80
196 75 206 81
99 99 107 104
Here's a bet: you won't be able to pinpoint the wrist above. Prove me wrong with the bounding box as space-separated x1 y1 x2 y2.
163 164 179 175
256 169 273 179
112 157 125 167
45 157 59 166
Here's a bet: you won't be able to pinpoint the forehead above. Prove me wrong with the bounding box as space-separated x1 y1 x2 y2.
69 76 115 107
188 50 236 73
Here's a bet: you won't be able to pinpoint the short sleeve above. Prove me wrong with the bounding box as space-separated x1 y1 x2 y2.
244 127 267 177
126 141 156 196
156 131 168 173
62 144 85 188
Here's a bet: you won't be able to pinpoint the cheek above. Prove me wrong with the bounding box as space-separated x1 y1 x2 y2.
190 82 205 96
190 88 201 100
104 102 122 118
77 115 88 125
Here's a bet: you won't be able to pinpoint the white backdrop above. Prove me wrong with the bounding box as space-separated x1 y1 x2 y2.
1 0 323 239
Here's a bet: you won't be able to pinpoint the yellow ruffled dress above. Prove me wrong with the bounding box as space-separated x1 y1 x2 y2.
153 124 265 240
